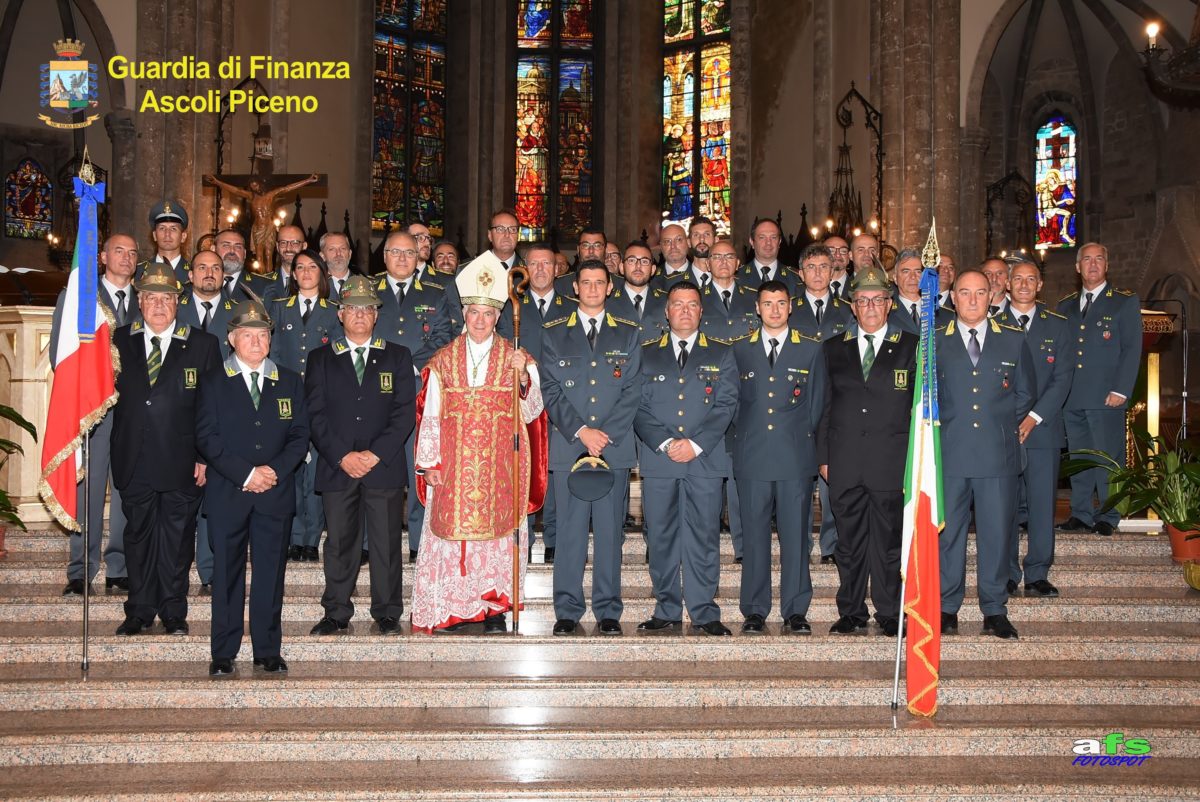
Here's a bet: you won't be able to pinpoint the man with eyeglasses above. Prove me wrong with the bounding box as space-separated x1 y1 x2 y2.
825 235 853 300
817 264 916 637
888 248 953 336
406 221 434 282
740 218 799 295
320 232 355 301
652 223 699 291
609 242 670 340
432 240 460 275
441 209 521 337
213 228 273 301
264 225 306 303
634 281 738 636
306 276 416 638
936 269 1036 641
699 240 758 343
790 243 855 567
555 227 623 296
731 279 825 635
604 242 622 276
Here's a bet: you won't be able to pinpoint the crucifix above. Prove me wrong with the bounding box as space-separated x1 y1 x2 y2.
204 123 326 272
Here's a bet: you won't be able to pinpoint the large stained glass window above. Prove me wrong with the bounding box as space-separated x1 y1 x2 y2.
4 158 53 239
515 0 596 242
372 0 447 235
663 0 731 233
1034 115 1078 249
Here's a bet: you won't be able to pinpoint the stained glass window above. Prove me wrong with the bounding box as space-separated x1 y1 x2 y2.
4 158 53 239
1034 116 1078 249
515 0 595 243
372 0 446 235
663 0 731 233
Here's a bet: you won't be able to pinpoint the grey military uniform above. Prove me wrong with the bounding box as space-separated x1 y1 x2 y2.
889 295 953 336
518 291 576 362
607 285 670 341
699 281 760 342
1056 285 1142 528
177 292 236 355
634 331 738 625
737 262 801 295
541 311 642 624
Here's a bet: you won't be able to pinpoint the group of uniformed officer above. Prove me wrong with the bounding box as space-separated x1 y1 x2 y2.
66 199 1141 669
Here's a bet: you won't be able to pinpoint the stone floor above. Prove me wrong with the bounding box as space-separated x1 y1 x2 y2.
0 513 1197 800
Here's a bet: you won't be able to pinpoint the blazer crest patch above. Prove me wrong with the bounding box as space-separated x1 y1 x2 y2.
380 372 393 393
183 368 198 388
277 398 293 419
894 369 908 389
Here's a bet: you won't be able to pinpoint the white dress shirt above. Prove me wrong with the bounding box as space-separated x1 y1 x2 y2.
143 322 175 361
858 324 889 363
762 327 788 360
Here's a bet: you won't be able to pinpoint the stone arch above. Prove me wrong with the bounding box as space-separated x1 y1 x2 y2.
964 0 1031 132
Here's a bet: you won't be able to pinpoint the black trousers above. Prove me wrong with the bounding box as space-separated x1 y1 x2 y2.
120 479 202 623
209 505 292 660
828 482 902 622
321 484 405 623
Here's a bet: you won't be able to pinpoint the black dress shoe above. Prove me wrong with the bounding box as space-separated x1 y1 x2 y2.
409 549 418 563
253 656 289 673
543 547 555 564
741 614 765 634
115 616 148 636
552 618 577 636
694 620 732 636
301 545 320 562
483 614 507 634
310 616 349 636
163 618 189 636
624 514 636 530
62 579 90 597
820 554 837 566
637 616 681 632
199 583 212 597
376 617 402 635
785 614 812 635
208 658 235 677
1006 579 1019 595
105 577 129 593
1056 516 1094 533
940 612 959 635
598 618 622 635
733 555 743 565
360 550 369 566
1024 579 1060 598
877 617 905 637
287 545 304 562
434 620 475 634
1093 521 1115 537
829 615 868 634
981 614 1019 639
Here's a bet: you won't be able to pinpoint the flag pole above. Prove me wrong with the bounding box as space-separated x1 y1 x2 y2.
81 431 90 674
891 575 906 710
507 265 530 633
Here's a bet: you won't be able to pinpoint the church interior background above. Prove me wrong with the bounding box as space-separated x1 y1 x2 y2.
0 0 1197 797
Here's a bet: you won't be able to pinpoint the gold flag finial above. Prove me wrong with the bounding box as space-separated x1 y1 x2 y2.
921 218 940 269
79 145 95 186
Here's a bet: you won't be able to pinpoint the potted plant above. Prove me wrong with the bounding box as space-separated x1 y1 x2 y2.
1062 430 1200 586
0 402 37 557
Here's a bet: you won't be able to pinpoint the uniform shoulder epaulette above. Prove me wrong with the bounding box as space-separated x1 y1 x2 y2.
728 332 754 344
1114 287 1134 297
421 277 445 291
792 330 820 344
1059 291 1079 303
607 313 637 327
544 315 570 328
282 297 296 307
1044 309 1067 320
706 335 730 346
999 322 1023 333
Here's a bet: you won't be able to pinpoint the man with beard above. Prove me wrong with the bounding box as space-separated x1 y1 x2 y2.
406 221 434 282
609 241 670 341
432 240 459 275
937 254 957 310
825 235 852 300
214 228 273 301
556 227 607 296
320 232 355 301
264 225 306 303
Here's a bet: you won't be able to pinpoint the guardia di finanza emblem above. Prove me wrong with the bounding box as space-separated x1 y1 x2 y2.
39 39 99 130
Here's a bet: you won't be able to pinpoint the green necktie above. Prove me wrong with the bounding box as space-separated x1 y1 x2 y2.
147 335 162 387
249 370 261 410
861 333 875 380
354 346 366 384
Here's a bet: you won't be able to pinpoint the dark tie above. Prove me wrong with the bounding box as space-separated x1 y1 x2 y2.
831 280 841 297
722 289 731 311
761 266 770 283
968 328 981 366
334 278 343 297
249 370 261 409
396 282 406 305
114 290 127 326
302 298 312 324
1082 291 1093 320
223 276 234 298
201 301 213 331
1019 313 1030 333
587 318 598 351
677 339 689 370
988 305 999 317
910 303 920 328
538 298 547 318
768 337 779 368
354 346 366 384
862 333 875 380
147 335 162 386
633 294 643 320
814 299 824 325
700 273 710 288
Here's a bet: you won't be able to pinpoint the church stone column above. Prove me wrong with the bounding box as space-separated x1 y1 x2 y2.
901 0 933 249
879 0 903 247
104 109 136 236
931 0 960 258
959 125 990 265
192 0 222 236
811 0 832 217
163 0 198 222
133 0 167 233
729 0 751 240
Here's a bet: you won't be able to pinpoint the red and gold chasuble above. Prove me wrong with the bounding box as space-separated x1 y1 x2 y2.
416 335 548 541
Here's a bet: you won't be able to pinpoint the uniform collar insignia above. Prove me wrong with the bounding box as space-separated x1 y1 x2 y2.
843 330 855 341
750 329 760 343
172 324 189 340
372 337 385 348
567 311 578 326
697 332 708 347
332 340 349 354
414 278 423 291
658 332 670 348
376 277 388 291
286 297 297 308
946 320 957 335
887 331 900 343
606 313 617 327
262 358 279 381
990 318 1002 333
130 320 144 333
791 330 802 343
223 354 240 376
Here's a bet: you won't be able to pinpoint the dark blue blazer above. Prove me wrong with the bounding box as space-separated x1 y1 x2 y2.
373 273 454 370
699 280 760 343
1056 285 1142 410
996 305 1073 449
790 292 855 343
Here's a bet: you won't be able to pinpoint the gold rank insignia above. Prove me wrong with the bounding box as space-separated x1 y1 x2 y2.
278 398 293 419
184 368 197 388
894 370 908 389
380 372 393 393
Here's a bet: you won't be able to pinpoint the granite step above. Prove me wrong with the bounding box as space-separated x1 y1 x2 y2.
0 659 1194 711
6 620 1196 663
1 756 1194 802
2 704 1196 766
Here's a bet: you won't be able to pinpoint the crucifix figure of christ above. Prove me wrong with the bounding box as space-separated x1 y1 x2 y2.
204 124 327 272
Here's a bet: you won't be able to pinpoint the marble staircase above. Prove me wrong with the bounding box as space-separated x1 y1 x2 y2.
0 523 1196 800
